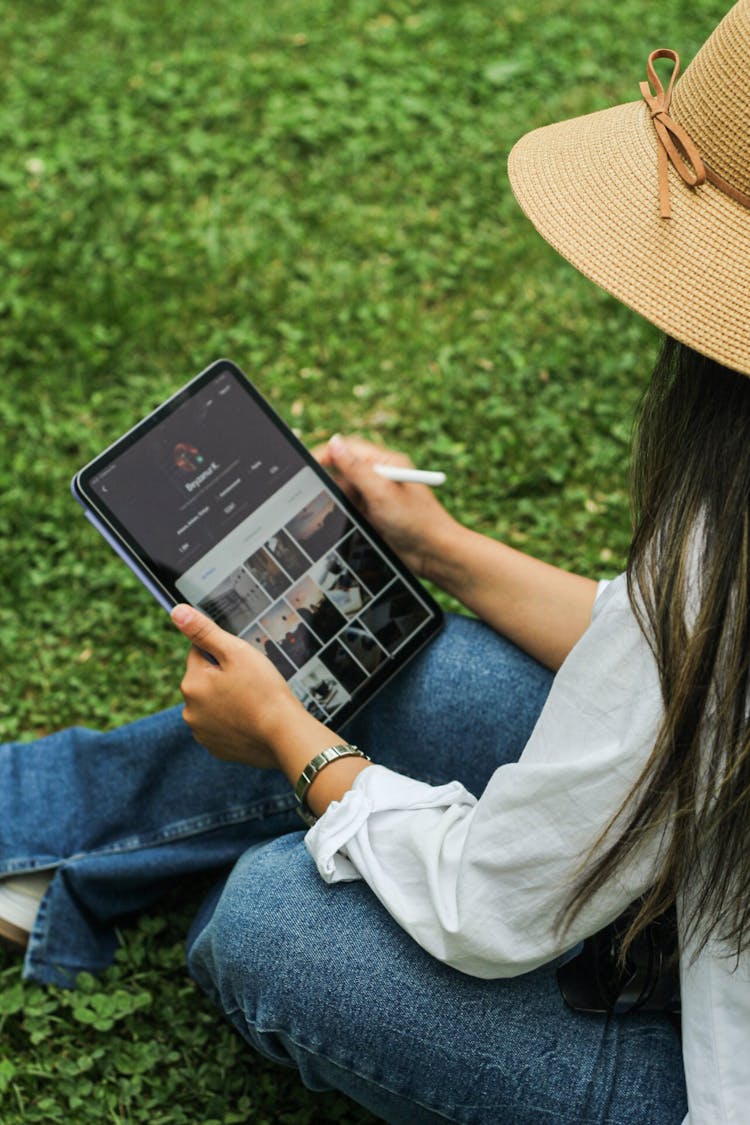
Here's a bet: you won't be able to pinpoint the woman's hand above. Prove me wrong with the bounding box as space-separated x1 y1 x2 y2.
318 434 598 671
316 434 460 577
171 605 315 768
171 605 373 813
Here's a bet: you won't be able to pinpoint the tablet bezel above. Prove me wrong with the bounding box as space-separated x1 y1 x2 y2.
72 358 443 728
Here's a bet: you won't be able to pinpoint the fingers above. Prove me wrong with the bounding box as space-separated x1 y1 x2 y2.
317 434 413 507
328 433 412 470
323 435 397 511
328 433 413 486
171 604 230 663
311 440 332 467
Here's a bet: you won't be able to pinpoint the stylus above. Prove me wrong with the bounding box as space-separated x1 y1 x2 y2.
373 464 446 486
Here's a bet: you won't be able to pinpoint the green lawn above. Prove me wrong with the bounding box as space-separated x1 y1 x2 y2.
0 0 726 1120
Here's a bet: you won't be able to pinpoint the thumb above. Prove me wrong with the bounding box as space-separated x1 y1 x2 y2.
171 604 230 662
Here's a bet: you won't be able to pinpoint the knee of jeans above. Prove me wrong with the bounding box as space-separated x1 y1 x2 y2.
186 835 319 1028
186 877 302 1069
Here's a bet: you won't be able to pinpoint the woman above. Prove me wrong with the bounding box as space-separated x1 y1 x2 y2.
2 2 749 1120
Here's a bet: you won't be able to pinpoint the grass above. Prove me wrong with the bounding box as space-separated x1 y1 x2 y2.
0 0 727 1119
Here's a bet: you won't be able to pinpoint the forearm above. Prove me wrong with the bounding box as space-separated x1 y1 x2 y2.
421 519 598 671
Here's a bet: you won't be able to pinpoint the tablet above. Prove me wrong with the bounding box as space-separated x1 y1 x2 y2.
72 358 443 726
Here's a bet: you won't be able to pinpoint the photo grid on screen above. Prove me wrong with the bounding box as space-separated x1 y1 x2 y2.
198 488 431 719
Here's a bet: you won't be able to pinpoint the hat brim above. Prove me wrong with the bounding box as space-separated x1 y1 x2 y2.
508 100 750 375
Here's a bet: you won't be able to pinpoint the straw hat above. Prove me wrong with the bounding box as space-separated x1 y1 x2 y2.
507 0 750 375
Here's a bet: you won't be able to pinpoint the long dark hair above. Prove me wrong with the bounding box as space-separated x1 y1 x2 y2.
565 336 750 962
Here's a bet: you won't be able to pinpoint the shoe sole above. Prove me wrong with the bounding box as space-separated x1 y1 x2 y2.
0 917 29 951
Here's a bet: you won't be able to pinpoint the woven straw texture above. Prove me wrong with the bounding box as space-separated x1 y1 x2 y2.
508 0 750 375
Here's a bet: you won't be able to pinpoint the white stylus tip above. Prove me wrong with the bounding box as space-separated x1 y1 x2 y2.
373 464 446 486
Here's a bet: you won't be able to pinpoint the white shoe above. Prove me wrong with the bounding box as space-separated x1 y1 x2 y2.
0 871 53 950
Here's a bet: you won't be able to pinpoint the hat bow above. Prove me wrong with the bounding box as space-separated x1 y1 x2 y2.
640 47 750 219
640 49 706 219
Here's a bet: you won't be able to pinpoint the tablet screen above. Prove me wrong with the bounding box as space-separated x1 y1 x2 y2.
75 361 442 724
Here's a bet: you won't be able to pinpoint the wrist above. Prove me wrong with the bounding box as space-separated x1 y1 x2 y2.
294 743 371 825
264 700 332 779
418 516 472 591
263 701 374 821
306 754 372 819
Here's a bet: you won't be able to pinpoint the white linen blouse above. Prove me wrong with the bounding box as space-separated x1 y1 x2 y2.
305 574 750 1124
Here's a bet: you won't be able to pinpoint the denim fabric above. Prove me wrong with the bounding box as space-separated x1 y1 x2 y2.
0 614 547 985
0 708 301 984
1 613 687 1121
188 836 687 1125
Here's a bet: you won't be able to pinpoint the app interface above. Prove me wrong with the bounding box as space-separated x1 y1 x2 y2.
88 368 434 720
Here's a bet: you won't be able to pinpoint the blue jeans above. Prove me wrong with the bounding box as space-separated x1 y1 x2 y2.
1 614 687 1123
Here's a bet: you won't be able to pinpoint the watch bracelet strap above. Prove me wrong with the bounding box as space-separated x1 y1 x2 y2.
294 743 370 826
